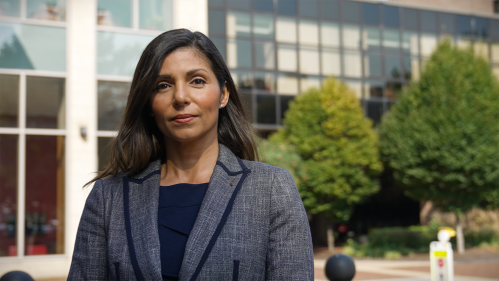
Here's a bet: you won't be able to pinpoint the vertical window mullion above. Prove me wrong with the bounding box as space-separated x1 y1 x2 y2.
133 0 139 31
20 0 27 20
17 73 27 258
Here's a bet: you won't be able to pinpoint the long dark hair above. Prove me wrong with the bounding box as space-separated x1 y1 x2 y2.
88 29 258 185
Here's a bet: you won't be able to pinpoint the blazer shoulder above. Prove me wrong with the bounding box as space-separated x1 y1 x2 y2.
241 160 295 183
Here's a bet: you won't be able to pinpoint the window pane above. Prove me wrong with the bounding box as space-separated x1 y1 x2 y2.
97 32 154 76
362 3 379 26
276 17 297 43
27 0 66 21
277 0 296 16
228 0 249 9
403 56 419 81
342 24 360 49
209 9 226 36
255 41 275 70
364 53 382 77
457 15 472 38
209 0 224 7
383 6 399 28
343 79 362 99
241 93 253 122
492 42 499 63
227 11 251 38
254 14 274 39
227 39 252 68
139 0 173 31
256 94 276 124
420 33 437 57
26 76 65 129
98 137 113 171
298 0 317 18
385 81 402 99
321 49 341 76
0 23 66 71
364 80 383 98
0 74 19 127
343 50 361 78
320 0 338 21
25 135 65 255
277 45 297 72
280 95 294 122
439 13 455 35
401 8 418 30
385 54 401 78
300 76 320 93
299 20 319 45
277 74 299 95
402 31 419 56
366 100 383 124
211 37 226 62
491 20 499 40
475 17 488 39
255 71 275 92
0 134 17 257
320 22 339 47
230 70 253 90
98 80 130 131
420 11 436 33
254 0 273 13
363 27 381 51
383 29 400 52
0 0 20 17
97 0 132 27
342 0 359 23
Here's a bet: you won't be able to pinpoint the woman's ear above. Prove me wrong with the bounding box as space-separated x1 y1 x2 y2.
219 81 230 108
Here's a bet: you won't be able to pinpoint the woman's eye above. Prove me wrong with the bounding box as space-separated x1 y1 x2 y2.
192 78 206 85
156 83 170 91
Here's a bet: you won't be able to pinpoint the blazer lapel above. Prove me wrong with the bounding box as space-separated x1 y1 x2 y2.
179 145 251 281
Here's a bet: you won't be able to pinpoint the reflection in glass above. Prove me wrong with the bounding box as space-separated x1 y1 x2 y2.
209 0 224 7
342 24 360 49
439 13 455 35
97 32 154 76
256 94 276 124
420 33 437 57
255 71 275 92
475 17 488 39
277 45 297 72
491 20 499 39
299 47 319 75
420 11 436 33
364 80 383 98
300 76 321 93
342 0 359 23
98 137 113 171
383 29 400 52
227 39 252 68
228 0 250 9
277 0 296 16
343 79 362 99
403 56 419 80
255 41 275 70
280 95 294 122
321 49 341 76
209 9 226 36
343 50 361 78
385 54 401 78
363 27 380 51
277 74 299 95
364 53 382 77
227 12 251 38
241 93 253 122
98 80 130 131
25 135 65 255
366 100 383 124
385 81 402 99
276 17 297 43
0 0 20 17
139 0 173 31
0 23 66 71
362 3 379 25
254 0 273 13
299 20 319 46
401 8 418 30
253 14 274 39
27 0 66 21
26 76 65 129
383 5 399 28
211 37 226 61
320 22 340 47
0 134 17 257
298 0 317 17
457 15 472 38
474 41 489 60
491 43 499 63
0 74 19 127
402 31 418 56
230 70 253 90
97 0 132 27
320 0 338 21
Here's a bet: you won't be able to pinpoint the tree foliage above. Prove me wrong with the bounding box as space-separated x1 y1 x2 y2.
379 39 499 214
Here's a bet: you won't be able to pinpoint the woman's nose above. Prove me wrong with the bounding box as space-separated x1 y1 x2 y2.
173 83 191 107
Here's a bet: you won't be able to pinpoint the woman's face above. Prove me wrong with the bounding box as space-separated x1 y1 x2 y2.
150 47 229 145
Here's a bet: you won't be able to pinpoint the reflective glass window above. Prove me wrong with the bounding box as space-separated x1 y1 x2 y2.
343 79 362 99
256 94 276 124
342 24 360 49
403 56 419 80
343 50 361 78
0 134 17 257
385 81 402 99
98 137 113 171
383 5 399 28
280 95 294 121
362 3 379 26
139 0 173 31
277 0 296 16
300 76 321 93
0 0 20 17
97 32 154 76
363 27 381 51
276 17 297 43
420 33 437 57
0 74 19 127
321 48 341 76
97 0 132 27
491 20 499 39
277 45 297 72
364 53 382 77
209 0 224 7
26 76 65 129
439 13 455 35
228 0 250 9
230 70 253 90
25 135 65 255
299 20 319 46
320 22 340 47
0 23 66 71
299 47 320 75
255 71 275 92
475 17 488 39
209 9 226 36
383 29 400 52
227 39 252 68
492 42 499 63
254 0 274 13
402 31 419 56
211 37 226 61
277 74 299 95
241 93 253 122
385 54 401 78
342 0 359 23
98 80 130 131
364 80 383 98
420 11 436 33
227 11 251 38
401 8 418 31
253 14 274 39
320 0 338 21
255 41 275 70
366 100 383 124
27 0 66 21
298 0 317 18
457 15 472 38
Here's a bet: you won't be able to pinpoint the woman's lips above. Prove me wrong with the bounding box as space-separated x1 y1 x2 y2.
172 114 196 124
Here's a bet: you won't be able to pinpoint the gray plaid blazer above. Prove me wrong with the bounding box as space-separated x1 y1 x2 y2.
68 144 314 280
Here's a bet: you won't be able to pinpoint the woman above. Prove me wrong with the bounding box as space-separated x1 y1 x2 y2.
69 29 313 281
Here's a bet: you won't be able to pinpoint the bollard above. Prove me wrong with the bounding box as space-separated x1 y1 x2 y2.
324 253 356 281
0 271 34 281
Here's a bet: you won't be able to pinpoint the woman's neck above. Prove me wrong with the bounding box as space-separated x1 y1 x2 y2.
159 138 219 186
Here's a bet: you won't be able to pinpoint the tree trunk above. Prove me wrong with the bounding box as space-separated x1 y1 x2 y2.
419 200 433 225
456 213 465 254
327 223 335 253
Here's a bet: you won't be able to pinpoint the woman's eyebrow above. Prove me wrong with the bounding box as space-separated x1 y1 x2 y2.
156 69 208 80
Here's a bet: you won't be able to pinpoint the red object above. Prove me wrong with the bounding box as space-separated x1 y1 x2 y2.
438 259 444 267
8 245 48 255
337 224 348 234
8 245 16 256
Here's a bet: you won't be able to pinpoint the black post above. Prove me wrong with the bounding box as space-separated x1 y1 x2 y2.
324 254 356 281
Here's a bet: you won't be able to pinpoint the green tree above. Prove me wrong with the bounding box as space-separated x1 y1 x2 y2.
264 78 382 251
379 39 499 253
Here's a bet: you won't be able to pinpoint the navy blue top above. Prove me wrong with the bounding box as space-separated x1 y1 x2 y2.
158 183 209 280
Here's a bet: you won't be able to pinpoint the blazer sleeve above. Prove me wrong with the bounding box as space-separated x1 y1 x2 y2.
265 168 314 280
68 179 109 280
